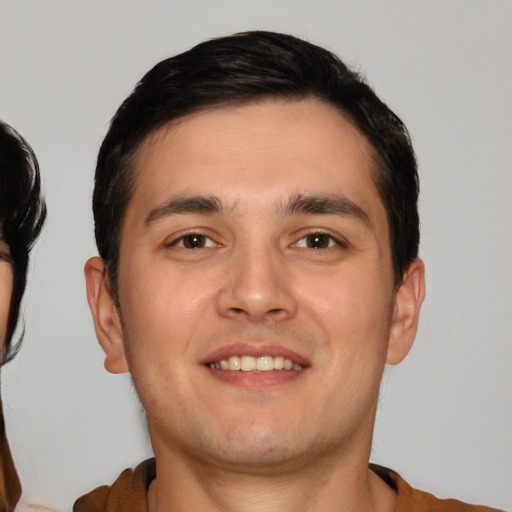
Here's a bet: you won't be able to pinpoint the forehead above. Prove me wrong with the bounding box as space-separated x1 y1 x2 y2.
127 98 385 226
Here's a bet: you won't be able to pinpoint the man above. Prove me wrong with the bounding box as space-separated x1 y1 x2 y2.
77 32 501 511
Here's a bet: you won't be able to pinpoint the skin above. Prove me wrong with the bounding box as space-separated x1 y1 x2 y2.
86 98 425 512
0 240 13 350
0 241 52 511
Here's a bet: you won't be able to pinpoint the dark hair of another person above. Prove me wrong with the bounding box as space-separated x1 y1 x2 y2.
93 31 419 298
0 122 46 365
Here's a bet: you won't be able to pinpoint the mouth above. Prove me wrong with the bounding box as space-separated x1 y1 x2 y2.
207 355 303 372
201 345 309 389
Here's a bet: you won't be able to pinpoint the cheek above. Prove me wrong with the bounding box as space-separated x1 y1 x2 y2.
0 263 13 346
299 266 393 353
119 261 218 352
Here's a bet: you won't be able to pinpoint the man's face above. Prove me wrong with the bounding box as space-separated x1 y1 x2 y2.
89 98 422 471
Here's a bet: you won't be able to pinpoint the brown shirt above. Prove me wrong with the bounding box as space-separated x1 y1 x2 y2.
0 396 21 512
73 458 504 512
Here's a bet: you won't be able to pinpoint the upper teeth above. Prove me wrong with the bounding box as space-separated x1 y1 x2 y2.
208 355 303 371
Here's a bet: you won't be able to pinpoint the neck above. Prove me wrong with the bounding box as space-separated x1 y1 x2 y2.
147 442 396 512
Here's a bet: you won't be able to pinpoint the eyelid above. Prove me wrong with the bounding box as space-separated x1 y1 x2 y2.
292 230 349 249
165 229 220 248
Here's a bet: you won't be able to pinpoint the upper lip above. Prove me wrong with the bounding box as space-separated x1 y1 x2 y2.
200 343 310 367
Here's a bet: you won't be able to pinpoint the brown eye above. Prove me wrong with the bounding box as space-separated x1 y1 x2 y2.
182 234 207 249
306 233 331 249
167 232 218 250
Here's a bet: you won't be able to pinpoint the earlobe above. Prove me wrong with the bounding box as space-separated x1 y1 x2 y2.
386 258 426 365
84 257 129 374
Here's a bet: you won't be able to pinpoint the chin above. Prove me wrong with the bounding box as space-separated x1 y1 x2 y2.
215 443 303 471
200 420 315 471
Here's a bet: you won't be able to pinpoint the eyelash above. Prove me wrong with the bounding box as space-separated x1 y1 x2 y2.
166 231 346 250
167 233 218 249
293 232 346 250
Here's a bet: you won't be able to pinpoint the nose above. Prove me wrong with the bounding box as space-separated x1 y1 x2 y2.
216 243 297 323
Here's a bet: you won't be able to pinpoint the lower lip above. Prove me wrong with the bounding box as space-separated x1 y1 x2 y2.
204 367 305 389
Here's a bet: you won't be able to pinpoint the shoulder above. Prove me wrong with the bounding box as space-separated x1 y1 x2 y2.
370 464 505 512
14 500 60 512
73 459 155 512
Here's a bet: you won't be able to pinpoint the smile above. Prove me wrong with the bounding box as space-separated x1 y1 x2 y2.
207 355 303 371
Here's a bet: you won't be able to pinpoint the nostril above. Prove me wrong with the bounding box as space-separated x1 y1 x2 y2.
217 283 298 321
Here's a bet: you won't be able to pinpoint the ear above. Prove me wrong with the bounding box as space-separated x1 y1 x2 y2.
386 258 426 365
84 257 129 374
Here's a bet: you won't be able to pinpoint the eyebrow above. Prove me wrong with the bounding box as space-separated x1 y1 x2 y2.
0 251 13 265
281 194 371 227
145 195 223 226
144 192 371 228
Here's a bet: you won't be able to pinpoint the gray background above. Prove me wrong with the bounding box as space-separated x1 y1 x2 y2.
1 0 511 510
